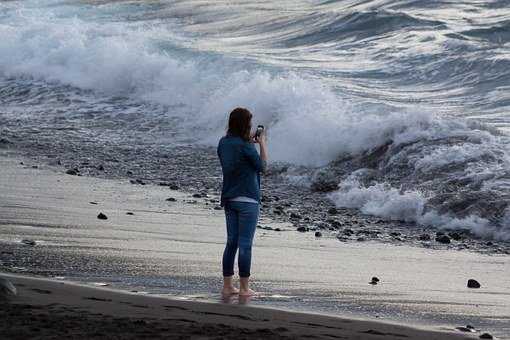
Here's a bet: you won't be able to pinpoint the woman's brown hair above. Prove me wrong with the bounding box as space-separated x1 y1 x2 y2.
227 107 252 142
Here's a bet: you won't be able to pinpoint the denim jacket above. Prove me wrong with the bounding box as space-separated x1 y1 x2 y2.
217 134 266 207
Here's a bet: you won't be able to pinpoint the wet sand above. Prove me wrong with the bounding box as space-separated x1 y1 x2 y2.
1 273 476 340
0 153 508 339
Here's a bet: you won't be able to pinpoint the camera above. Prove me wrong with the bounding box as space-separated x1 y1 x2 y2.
255 125 264 139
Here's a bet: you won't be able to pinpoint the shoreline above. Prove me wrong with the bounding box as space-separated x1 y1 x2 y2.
0 272 474 340
2 132 509 256
0 151 508 339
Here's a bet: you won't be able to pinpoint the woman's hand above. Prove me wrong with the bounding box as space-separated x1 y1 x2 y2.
253 129 266 145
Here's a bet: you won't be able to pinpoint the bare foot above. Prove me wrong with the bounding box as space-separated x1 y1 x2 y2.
238 288 256 296
221 286 239 295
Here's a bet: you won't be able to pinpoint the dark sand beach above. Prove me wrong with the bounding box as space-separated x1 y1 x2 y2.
1 153 508 339
1 273 477 340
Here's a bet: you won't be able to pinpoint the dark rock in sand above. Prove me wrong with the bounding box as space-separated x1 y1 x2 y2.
390 232 401 237
32 165 38 169
126 212 134 215
479 333 493 339
214 206 222 210
329 220 342 228
343 228 354 235
21 239 36 246
126 170 133 175
435 235 451 244
169 184 179 190
274 228 282 232
192 193 202 198
369 277 379 285
448 232 462 241
66 168 79 176
327 207 338 215
290 212 301 219
419 234 431 241
97 164 105 171
486 241 494 246
297 226 308 232
467 279 481 289
166 197 177 202
89 202 98 205
357 237 365 242
314 231 322 237
97 213 108 220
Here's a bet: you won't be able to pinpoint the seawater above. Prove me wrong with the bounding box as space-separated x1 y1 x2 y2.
1 0 510 240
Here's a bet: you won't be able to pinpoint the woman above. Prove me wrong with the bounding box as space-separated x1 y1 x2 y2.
217 107 268 297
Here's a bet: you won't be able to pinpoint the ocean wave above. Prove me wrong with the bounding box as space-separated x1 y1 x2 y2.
280 10 445 47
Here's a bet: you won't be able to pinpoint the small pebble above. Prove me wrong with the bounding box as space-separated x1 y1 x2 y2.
97 212 108 220
467 279 481 289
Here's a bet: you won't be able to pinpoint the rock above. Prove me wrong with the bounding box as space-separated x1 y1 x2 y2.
192 193 202 198
66 168 79 176
390 232 401 237
435 235 451 244
135 179 146 185
328 207 338 215
32 165 38 169
126 170 133 175
290 212 301 219
274 205 284 211
479 333 493 339
486 241 494 246
21 239 36 246
97 213 108 220
310 169 338 192
274 228 282 232
169 184 179 190
315 231 322 238
331 221 342 228
256 225 263 229
419 234 431 241
297 226 308 232
126 212 134 216
213 206 222 210
369 277 379 285
456 326 476 333
467 279 481 289
356 237 365 242
166 197 177 202
89 201 98 205
448 232 462 241
0 278 17 297
0 138 13 145
343 228 354 235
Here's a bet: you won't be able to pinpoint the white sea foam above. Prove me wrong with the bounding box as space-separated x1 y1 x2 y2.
328 174 510 241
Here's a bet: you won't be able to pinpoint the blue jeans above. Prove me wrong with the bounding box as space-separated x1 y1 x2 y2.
222 201 259 278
